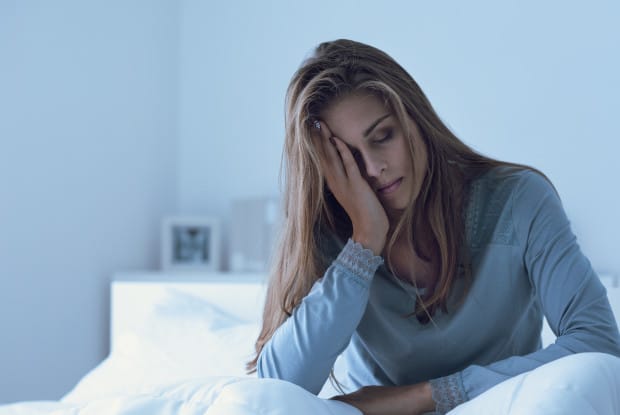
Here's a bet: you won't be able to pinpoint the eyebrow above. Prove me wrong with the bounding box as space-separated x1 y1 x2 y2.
363 114 391 137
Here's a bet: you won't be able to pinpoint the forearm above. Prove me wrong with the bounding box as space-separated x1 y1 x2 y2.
430 333 619 412
410 382 435 415
332 382 435 415
258 239 383 394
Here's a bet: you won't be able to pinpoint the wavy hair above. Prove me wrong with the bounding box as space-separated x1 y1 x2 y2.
247 39 538 374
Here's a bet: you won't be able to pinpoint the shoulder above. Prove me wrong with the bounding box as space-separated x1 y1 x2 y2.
502 168 567 250
464 166 558 247
470 166 557 207
504 168 562 223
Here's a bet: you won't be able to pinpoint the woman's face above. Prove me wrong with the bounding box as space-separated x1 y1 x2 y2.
320 92 428 219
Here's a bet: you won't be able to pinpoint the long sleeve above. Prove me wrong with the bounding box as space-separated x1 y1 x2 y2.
257 238 384 394
429 171 620 413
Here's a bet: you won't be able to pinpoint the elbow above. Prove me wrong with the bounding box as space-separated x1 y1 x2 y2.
255 346 288 382
588 322 620 357
606 332 620 358
256 348 274 379
256 347 324 395
559 325 620 357
590 333 620 358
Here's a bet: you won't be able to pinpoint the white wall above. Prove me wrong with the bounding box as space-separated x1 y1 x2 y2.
0 1 178 403
177 0 620 273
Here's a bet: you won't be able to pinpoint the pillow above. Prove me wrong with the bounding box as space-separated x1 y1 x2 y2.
135 288 259 377
151 288 245 329
62 288 260 403
62 332 182 403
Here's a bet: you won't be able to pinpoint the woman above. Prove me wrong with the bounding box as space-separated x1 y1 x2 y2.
247 39 620 414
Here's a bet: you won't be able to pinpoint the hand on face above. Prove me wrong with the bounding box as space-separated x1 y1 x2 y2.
314 120 389 256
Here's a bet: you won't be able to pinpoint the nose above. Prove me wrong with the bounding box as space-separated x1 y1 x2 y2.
358 151 385 179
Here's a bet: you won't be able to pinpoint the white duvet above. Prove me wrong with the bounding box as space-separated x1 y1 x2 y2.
1 353 619 415
2 285 619 415
0 376 359 415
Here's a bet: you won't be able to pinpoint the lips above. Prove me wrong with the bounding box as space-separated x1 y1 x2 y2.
377 178 403 195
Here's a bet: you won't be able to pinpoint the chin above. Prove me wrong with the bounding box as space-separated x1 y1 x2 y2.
395 192 414 210
384 204 406 220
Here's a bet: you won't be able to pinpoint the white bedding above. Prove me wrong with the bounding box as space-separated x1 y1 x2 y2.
1 353 619 415
0 377 362 415
1 273 618 415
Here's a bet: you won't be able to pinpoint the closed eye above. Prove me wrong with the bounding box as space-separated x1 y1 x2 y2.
373 130 393 144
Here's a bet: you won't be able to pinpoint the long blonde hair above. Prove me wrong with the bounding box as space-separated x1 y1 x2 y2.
248 39 538 373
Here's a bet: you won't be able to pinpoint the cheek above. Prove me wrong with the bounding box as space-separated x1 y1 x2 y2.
416 143 428 171
398 143 415 173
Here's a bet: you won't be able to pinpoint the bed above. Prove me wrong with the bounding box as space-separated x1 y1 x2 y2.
0 271 619 415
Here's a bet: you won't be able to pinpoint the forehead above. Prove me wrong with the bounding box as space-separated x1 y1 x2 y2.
320 92 390 140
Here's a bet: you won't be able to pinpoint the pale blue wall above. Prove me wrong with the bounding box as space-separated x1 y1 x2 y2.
0 0 178 403
177 0 620 272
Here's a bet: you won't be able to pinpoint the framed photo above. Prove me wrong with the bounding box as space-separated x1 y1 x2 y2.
161 216 221 271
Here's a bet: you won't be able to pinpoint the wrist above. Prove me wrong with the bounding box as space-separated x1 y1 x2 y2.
335 239 384 283
410 382 434 415
351 232 385 256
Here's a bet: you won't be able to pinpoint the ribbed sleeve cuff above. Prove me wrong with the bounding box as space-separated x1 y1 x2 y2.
429 373 467 414
334 238 384 283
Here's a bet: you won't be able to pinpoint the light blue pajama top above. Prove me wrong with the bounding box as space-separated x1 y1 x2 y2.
257 168 620 413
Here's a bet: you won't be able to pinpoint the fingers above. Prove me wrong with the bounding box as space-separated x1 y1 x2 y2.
331 136 362 180
313 121 358 178
314 121 336 161
313 120 345 181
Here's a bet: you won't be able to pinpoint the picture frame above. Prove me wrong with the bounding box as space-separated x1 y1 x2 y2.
161 216 221 272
